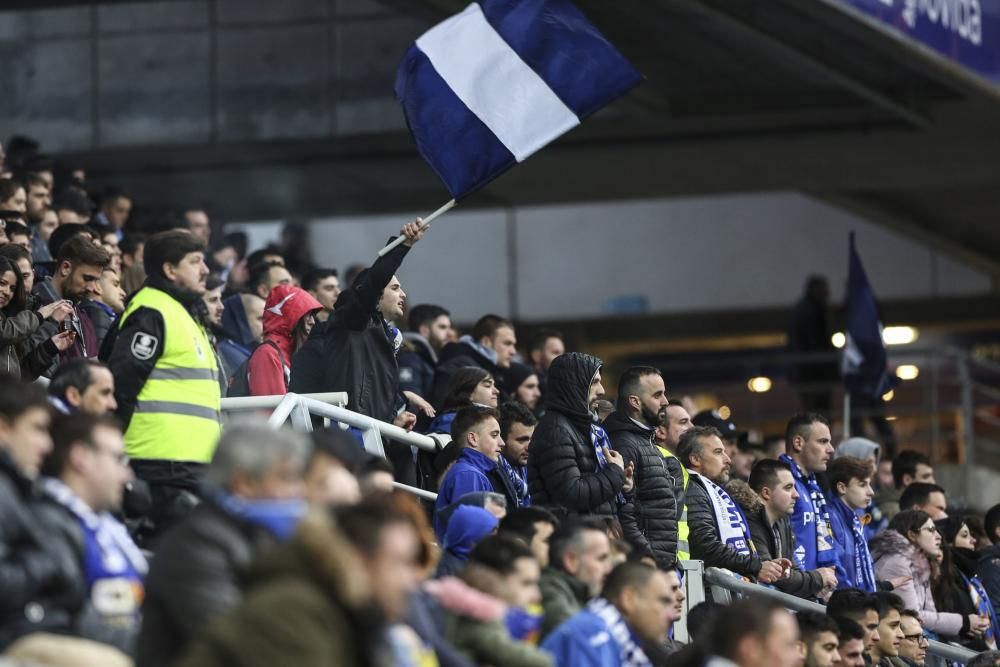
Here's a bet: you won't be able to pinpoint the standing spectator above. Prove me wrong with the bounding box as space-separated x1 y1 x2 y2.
798 611 843 667
0 178 26 212
539 517 614 638
980 504 1000 621
54 188 92 225
696 599 802 667
657 399 693 560
0 243 36 294
528 329 565 397
398 303 451 398
604 366 678 568
933 516 999 651
527 352 626 519
290 221 426 484
137 423 309 667
247 262 293 302
108 230 220 534
246 284 322 396
541 562 674 667
32 235 111 366
680 425 788 584
432 314 517 404
504 362 542 415
694 409 754 481
897 610 927 667
184 209 211 245
48 359 117 416
898 483 948 520
735 459 834 598
787 275 838 413
835 437 885 540
828 457 878 592
870 592 906 667
38 414 145 652
23 173 51 227
0 257 74 380
780 413 837 572
426 367 499 435
217 292 264 380
94 187 132 240
871 510 988 642
492 401 537 510
301 268 340 323
119 233 146 296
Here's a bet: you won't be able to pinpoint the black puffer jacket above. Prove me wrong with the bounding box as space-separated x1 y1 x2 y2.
604 410 678 567
686 473 762 579
526 353 624 518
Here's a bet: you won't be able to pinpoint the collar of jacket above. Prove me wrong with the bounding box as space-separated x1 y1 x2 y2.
0 448 35 498
143 274 207 314
402 332 438 364
458 447 498 473
543 565 591 604
601 410 654 441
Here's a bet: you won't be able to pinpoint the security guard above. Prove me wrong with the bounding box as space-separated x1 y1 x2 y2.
108 230 220 536
658 400 693 561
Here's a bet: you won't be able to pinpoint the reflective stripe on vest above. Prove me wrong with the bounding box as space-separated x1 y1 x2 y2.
658 446 691 560
121 287 221 463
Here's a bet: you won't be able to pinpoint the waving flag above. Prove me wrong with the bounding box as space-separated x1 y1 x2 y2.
395 0 643 200
842 232 899 399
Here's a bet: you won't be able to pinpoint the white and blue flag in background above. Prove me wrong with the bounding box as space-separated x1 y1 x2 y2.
395 0 643 200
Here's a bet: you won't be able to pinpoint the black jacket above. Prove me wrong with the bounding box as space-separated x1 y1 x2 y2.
289 243 412 481
431 339 503 406
729 480 824 599
604 410 678 567
526 353 624 518
398 333 437 399
0 451 85 649
79 299 116 351
136 500 277 667
685 473 762 578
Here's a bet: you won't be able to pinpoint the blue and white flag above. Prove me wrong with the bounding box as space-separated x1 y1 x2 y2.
396 0 642 200
842 232 899 399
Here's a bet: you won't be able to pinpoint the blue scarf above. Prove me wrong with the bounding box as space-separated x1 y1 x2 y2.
964 572 999 650
586 598 652 667
591 423 625 505
497 454 530 507
385 320 403 355
839 498 877 592
427 410 457 435
780 454 836 568
216 493 308 541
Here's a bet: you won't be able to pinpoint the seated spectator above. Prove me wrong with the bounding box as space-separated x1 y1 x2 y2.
398 303 451 398
871 510 986 642
527 352 626 519
426 367 500 435
48 359 117 416
869 592 906 667
499 506 559 567
54 187 92 225
780 413 837 573
80 266 125 349
539 516 613 638
38 414 145 652
898 483 948 520
829 589 882 657
136 423 310 667
436 491 508 533
0 257 74 380
119 233 146 296
980 503 1000 621
303 429 362 508
933 516 999 650
246 284 322 396
217 292 264 380
834 616 869 667
798 610 842 667
358 454 396 497
733 459 833 598
897 610 927 667
432 314 517 404
492 402 537 509
541 562 680 667
5 220 31 250
694 409 753 481
702 598 801 667
300 267 340 322
0 178 26 213
968 651 1000 667
435 504 499 579
877 450 935 523
434 406 504 539
828 456 878 592
503 362 542 415
679 426 787 584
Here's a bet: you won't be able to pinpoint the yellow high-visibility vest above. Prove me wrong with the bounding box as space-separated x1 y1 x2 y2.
120 287 221 463
659 446 691 560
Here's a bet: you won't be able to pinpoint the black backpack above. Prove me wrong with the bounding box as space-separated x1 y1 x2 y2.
226 340 286 398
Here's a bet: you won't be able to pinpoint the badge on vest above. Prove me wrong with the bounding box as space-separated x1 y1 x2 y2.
130 333 158 360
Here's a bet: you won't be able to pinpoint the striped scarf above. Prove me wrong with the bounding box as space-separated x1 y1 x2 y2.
591 423 625 505
586 598 652 667
498 454 530 507
965 573 999 650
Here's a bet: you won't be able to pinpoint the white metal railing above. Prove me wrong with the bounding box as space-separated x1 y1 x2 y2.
228 392 443 500
680 564 978 664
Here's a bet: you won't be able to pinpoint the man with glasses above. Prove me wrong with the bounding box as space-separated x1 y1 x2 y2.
897 610 927 667
38 413 145 652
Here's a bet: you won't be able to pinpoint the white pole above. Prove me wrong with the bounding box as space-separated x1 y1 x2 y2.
843 391 852 438
376 199 456 258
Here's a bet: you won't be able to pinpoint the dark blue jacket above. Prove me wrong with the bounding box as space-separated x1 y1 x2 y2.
398 333 437 399
829 496 877 592
433 448 497 539
434 505 498 579
541 607 640 667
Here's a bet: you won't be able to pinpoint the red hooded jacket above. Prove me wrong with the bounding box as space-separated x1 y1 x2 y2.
247 284 322 396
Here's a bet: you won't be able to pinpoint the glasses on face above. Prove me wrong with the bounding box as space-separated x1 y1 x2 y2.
921 526 938 534
902 633 928 644
95 448 130 466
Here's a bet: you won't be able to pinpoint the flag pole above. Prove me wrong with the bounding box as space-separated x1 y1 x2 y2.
377 199 456 258
843 391 851 438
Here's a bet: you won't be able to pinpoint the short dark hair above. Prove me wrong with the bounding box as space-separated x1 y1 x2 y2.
748 459 793 495
966 650 1000 667
0 178 24 203
828 589 878 621
53 188 91 216
450 405 500 447
245 246 284 272
0 243 32 266
892 450 932 489
467 534 536 575
900 608 921 621
873 591 905 618
601 562 659 601
549 516 607 573
0 257 27 313
834 616 865 643
712 599 788 663
5 221 29 240
41 413 122 478
300 268 338 293
440 367 493 413
57 234 110 269
119 233 146 258
49 359 108 399
100 185 131 205
499 506 558 544
335 498 413 557
0 379 49 423
247 261 284 294
529 329 563 353
828 457 875 495
407 304 450 332
797 610 840 645
144 230 205 281
677 425 722 469
785 412 830 449
204 274 224 292
898 482 945 512
499 401 537 440
616 366 661 412
687 601 725 644
471 314 513 341
309 428 367 474
986 503 1000 545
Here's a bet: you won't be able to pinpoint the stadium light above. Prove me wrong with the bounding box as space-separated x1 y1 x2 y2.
747 377 772 393
831 332 846 349
830 326 917 349
882 390 894 402
895 364 919 380
718 405 731 420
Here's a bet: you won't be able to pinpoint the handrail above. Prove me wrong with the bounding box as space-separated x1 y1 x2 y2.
292 395 440 452
221 392 349 410
702 568 978 664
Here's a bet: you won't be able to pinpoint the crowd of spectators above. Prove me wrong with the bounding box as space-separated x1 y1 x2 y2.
0 139 999 667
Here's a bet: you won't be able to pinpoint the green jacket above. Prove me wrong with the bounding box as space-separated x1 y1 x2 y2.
539 566 591 639
446 614 552 667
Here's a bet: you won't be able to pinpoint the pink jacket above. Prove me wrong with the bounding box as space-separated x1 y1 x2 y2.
870 529 963 637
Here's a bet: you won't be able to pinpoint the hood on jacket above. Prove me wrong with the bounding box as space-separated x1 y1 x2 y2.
221 293 257 346
402 331 438 364
836 437 880 464
501 362 535 393
442 505 498 560
263 284 323 343
726 478 763 514
602 410 654 438
438 336 498 368
544 352 603 425
870 529 931 582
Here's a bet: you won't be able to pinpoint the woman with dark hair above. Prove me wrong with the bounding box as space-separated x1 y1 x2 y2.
0 256 74 379
933 516 998 650
871 509 990 641
425 367 499 435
